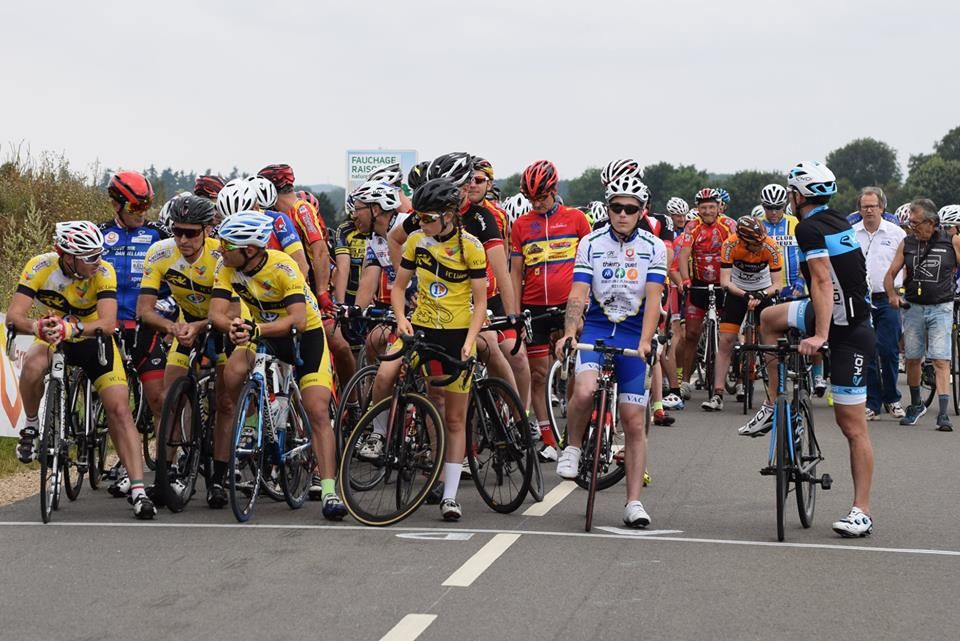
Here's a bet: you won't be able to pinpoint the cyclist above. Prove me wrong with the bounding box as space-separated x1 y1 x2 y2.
367 162 414 213
894 202 912 230
662 197 690 409
194 175 226 203
676 188 737 398
587 201 608 231
715 188 732 215
100 170 169 497
557 174 667 527
701 216 782 411
501 193 531 229
137 195 236 508
511 160 592 459
365 178 489 520
11 221 156 518
208 211 346 519
473 158 511 247
758 183 805 300
333 201 371 310
742 160 875 538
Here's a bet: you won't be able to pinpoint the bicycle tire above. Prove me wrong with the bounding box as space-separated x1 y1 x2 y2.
793 397 818 528
88 399 108 490
141 404 156 472
334 364 379 462
39 379 64 523
528 449 544 502
774 395 790 542
156 376 200 513
545 359 567 446
62 412 84 502
584 389 609 532
921 360 937 409
953 327 960 416
229 381 265 523
704 320 717 397
279 393 315 510
339 393 445 527
466 377 531 514
574 396 625 492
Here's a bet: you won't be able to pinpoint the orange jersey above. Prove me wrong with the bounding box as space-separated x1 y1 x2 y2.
720 234 782 291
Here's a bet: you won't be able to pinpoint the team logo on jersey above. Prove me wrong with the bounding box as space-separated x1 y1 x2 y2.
429 282 448 298
550 241 572 250
186 293 206 304
839 233 856 248
444 244 459 257
261 279 273 291
132 233 153 244
276 264 296 278
627 268 639 280
260 312 279 322
194 265 207 276
104 232 119 246
625 248 635 258
615 268 626 279
602 268 614 279
531 222 542 234
528 244 543 255
275 217 287 232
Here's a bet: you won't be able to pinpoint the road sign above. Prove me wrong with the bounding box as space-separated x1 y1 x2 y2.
346 149 418 196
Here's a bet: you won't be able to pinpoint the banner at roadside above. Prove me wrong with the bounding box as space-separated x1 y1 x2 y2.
345 149 418 197
0 314 32 439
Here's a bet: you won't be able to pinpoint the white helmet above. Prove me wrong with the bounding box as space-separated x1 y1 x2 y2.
752 204 765 218
502 193 530 225
217 179 260 218
666 197 689 217
605 174 650 204
588 201 608 225
894 202 912 225
366 163 403 188
216 211 274 248
938 204 960 227
760 183 788 208
686 208 699 222
246 175 278 209
786 161 837 198
55 220 105 256
352 180 401 211
345 192 356 216
600 158 642 187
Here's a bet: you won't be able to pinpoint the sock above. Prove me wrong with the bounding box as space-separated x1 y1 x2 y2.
21 415 38 438
539 421 556 447
320 478 336 498
713 391 723 399
372 410 388 437
812 363 823 378
213 460 227 485
939 394 949 416
677 367 683 383
910 386 921 406
130 480 145 502
652 401 663 412
442 462 461 501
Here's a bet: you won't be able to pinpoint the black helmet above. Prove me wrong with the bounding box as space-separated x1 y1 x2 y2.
407 160 430 191
168 194 216 226
412 178 462 213
426 152 474 187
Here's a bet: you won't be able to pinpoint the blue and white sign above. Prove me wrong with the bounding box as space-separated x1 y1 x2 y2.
346 149 418 195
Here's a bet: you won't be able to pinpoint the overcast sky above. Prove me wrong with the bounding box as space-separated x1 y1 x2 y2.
3 0 958 186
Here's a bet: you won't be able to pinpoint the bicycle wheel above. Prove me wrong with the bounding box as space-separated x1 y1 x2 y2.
793 398 819 528
528 449 544 502
704 321 717 397
467 378 531 514
39 380 64 523
921 360 937 408
141 404 156 472
279 394 315 510
545 359 567 445
334 364 379 462
953 327 960 416
87 398 108 490
339 393 445 527
156 376 200 513
228 381 265 523
574 400 625 492
774 396 790 542
62 405 85 502
583 390 610 532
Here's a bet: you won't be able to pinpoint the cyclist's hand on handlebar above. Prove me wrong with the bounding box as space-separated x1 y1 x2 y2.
177 321 200 347
798 334 827 357
396 316 413 339
460 338 475 362
555 333 576 361
229 318 252 346
638 338 653 360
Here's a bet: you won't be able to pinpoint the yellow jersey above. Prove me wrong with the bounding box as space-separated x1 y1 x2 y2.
140 237 222 321
400 229 487 329
17 253 117 322
212 250 323 332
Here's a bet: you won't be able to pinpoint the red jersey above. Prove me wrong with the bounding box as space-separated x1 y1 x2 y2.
677 216 737 283
285 198 326 247
510 205 591 307
482 200 510 250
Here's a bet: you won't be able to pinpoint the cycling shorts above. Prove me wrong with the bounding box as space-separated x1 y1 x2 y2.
119 325 166 383
720 293 774 334
36 337 128 394
240 327 333 392
574 323 648 407
525 304 566 358
168 333 228 370
684 281 726 322
485 295 517 343
666 285 681 323
786 299 874 406
409 325 474 393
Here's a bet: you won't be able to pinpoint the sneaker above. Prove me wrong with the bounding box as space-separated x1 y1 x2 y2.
440 498 462 521
653 409 675 426
701 394 724 412
735 383 745 403
888 402 906 419
16 427 37 464
936 414 954 432
865 408 878 421
108 470 130 498
556 447 581 479
623 500 651 528
738 404 774 437
307 475 323 501
899 404 927 426
358 433 385 460
321 493 347 521
662 393 684 410
832 507 872 537
813 375 827 398
537 444 558 462
132 495 157 520
679 382 692 401
206 483 228 509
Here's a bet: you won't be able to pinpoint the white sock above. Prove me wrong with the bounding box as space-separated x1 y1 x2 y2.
372 410 388 437
442 462 461 501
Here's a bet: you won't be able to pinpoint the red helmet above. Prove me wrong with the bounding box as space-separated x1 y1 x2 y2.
521 160 558 198
107 170 154 212
257 164 296 191
194 175 226 200
694 187 721 205
295 190 321 212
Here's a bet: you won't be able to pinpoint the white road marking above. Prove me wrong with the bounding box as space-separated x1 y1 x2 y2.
522 480 576 516
396 532 474 541
2 520 959 558
442 533 521 587
379 614 437 641
596 527 685 536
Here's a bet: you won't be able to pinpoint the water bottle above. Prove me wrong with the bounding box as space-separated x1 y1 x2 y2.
269 392 290 434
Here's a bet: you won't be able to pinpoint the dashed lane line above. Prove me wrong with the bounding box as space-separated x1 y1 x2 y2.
522 480 576 516
442 533 521 587
379 614 437 641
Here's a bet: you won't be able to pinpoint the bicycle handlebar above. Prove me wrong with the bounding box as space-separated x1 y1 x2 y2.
380 332 475 386
744 338 830 356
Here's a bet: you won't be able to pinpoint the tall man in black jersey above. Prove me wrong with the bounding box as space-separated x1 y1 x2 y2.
740 161 876 538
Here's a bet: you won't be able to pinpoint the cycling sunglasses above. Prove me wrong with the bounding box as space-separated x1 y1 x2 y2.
470 176 489 185
416 212 445 224
172 226 204 239
76 252 103 265
608 203 643 216
220 240 243 252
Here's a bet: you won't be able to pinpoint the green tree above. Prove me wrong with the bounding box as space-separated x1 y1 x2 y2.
565 167 603 206
662 165 709 213
640 162 675 211
495 173 521 198
934 126 960 162
825 138 902 189
717 170 783 218
901 156 960 208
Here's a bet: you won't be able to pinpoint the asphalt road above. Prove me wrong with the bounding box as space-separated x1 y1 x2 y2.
1 390 958 641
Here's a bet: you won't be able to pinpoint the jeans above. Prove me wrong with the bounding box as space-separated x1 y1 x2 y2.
866 295 902 412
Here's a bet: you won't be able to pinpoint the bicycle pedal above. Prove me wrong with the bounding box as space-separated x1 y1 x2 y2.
759 466 775 476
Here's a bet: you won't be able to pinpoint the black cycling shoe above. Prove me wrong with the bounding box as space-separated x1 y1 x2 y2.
107 474 130 498
425 481 444 505
206 483 228 509
16 427 37 464
132 495 157 520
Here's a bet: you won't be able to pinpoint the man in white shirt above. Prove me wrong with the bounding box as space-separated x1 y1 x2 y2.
853 186 906 420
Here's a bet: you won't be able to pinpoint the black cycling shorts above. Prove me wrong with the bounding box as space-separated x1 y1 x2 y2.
525 304 566 352
720 293 773 333
120 326 166 382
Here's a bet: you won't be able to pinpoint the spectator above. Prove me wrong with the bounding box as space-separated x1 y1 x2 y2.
886 199 960 431
847 186 900 226
853 191 906 420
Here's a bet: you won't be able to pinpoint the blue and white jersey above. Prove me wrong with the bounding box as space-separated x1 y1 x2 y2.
573 226 668 335
99 220 169 321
